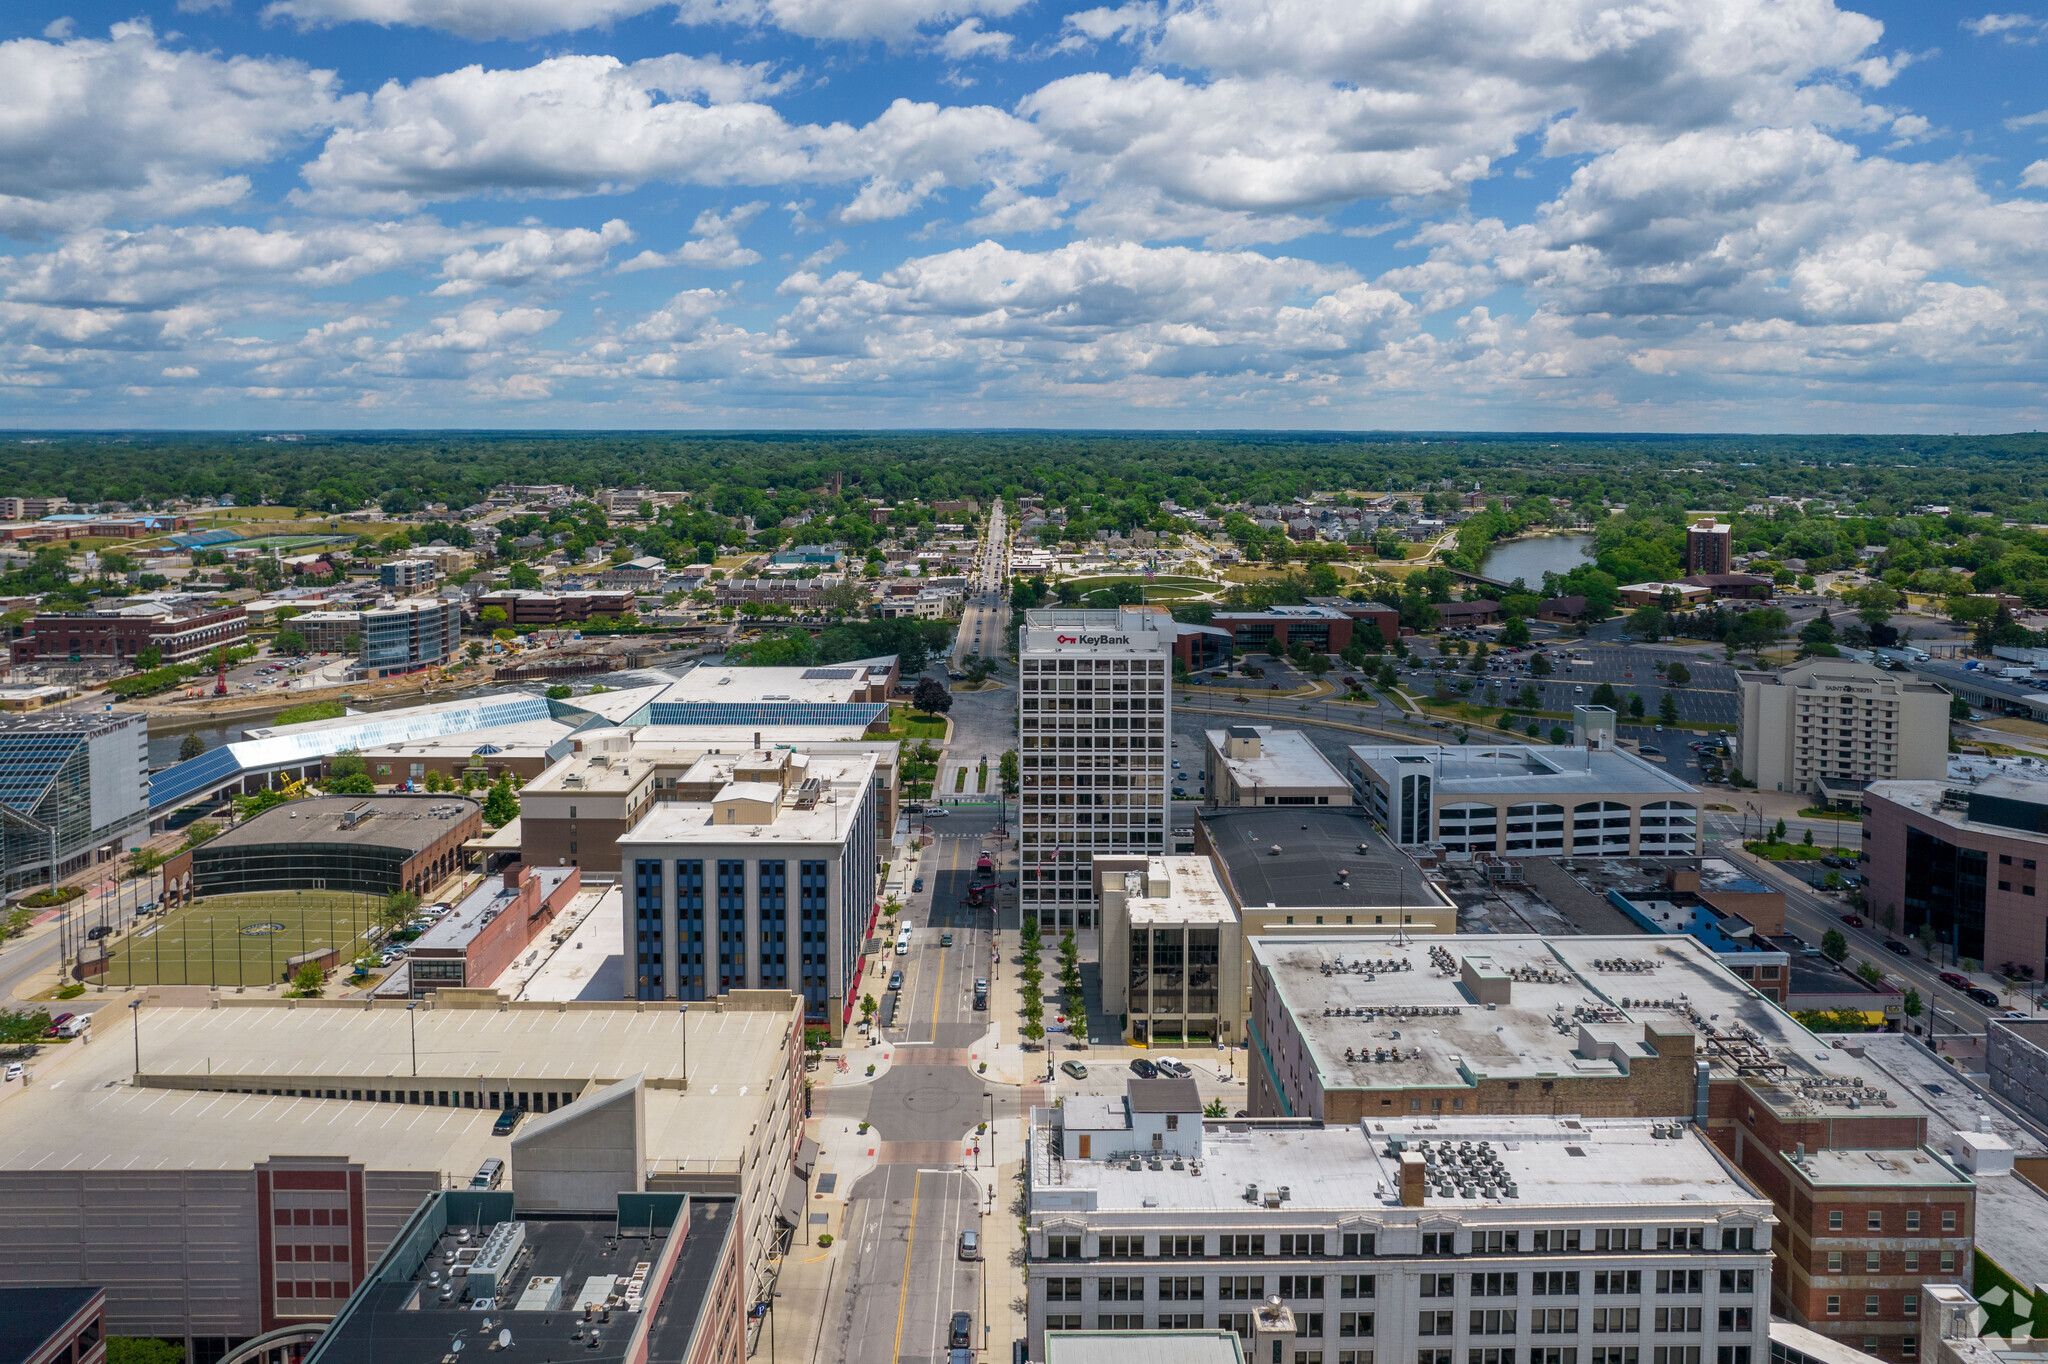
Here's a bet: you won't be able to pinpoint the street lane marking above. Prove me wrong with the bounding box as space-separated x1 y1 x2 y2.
890 1170 922 1364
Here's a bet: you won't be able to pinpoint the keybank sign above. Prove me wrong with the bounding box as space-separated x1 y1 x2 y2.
1054 633 1130 646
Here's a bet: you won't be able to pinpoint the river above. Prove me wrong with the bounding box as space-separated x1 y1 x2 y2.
1479 533 1594 588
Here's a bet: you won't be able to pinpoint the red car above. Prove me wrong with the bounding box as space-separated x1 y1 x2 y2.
1939 971 1970 989
1839 914 1863 928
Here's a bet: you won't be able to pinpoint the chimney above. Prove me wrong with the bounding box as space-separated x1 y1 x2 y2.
1400 1152 1427 1207
503 863 527 892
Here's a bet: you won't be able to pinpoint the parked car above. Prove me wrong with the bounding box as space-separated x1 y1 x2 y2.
1061 1059 1088 1079
1154 1059 1191 1079
470 1157 505 1189
1884 940 1912 956
492 1109 521 1136
958 1229 981 1261
913 878 924 892
43 1013 74 1038
4 1062 24 1082
888 969 904 991
85 925 112 940
1129 1058 1159 1079
950 1313 973 1349
1839 914 1863 927
926 808 949 818
1939 971 1970 989
1968 987 2002 1008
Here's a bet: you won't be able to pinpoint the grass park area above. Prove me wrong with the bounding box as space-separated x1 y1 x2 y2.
104 890 383 989
1743 840 1829 861
885 705 949 741
1059 574 1218 601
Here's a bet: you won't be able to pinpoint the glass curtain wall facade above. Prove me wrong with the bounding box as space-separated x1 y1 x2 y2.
0 713 149 891
1904 825 1987 963
1126 924 1223 1044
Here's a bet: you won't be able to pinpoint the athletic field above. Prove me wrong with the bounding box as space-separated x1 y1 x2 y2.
106 890 382 988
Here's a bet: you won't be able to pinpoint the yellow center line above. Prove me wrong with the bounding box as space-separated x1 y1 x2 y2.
890 1171 922 1363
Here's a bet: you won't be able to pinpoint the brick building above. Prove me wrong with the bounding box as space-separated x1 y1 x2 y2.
1687 520 1735 576
475 589 638 625
10 605 246 666
1860 778 2047 977
403 865 579 997
1247 933 1977 1361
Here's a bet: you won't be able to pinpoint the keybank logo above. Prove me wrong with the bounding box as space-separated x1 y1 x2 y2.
1055 633 1130 645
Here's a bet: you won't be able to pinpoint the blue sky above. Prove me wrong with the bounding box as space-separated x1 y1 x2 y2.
1 0 2045 430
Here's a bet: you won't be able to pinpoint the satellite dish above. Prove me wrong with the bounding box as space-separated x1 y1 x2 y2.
498 1329 513 1350
450 1340 464 1354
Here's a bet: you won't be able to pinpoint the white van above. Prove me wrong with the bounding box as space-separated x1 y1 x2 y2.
894 933 912 956
57 1016 90 1039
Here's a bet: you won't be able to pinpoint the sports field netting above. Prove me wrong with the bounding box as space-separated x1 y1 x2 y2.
105 890 383 988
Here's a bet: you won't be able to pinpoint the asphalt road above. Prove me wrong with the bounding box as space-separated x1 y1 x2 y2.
830 1165 987 1364
1705 836 2015 1042
828 826 1009 1364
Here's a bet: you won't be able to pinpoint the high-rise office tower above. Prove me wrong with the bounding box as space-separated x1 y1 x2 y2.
1016 606 1174 929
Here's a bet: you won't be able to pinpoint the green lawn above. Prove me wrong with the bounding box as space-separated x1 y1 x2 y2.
885 707 949 741
1744 840 1828 861
105 890 382 988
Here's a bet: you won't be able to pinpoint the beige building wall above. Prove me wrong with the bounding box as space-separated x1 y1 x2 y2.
1739 659 1951 795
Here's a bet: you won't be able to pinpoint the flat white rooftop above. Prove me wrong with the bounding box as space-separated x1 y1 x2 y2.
1348 743 1699 798
1126 856 1235 926
1031 1115 1767 1214
496 886 625 1002
0 997 795 1175
1206 726 1349 792
620 751 879 847
1254 933 1904 1113
655 664 887 705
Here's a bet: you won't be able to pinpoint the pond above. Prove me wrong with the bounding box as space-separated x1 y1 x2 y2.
1479 533 1594 588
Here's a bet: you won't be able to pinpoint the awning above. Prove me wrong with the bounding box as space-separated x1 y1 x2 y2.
774 1175 805 1231
793 1136 819 1182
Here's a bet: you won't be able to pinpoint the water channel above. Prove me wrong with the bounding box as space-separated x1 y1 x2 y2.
1477 533 1594 587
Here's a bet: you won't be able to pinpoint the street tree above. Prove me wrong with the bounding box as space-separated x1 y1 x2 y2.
911 676 953 717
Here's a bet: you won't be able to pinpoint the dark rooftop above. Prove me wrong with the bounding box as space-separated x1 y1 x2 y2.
308 1194 733 1364
203 795 480 855
1202 807 1443 911
1128 1077 1200 1114
0 1286 100 1364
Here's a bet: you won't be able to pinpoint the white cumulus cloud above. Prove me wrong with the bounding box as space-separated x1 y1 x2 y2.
0 20 354 234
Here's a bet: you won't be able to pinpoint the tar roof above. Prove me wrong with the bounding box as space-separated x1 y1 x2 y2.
311 1199 734 1364
1203 808 1446 910
1253 933 1904 1113
1129 1077 1200 1113
203 795 479 854
1032 1115 1766 1213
